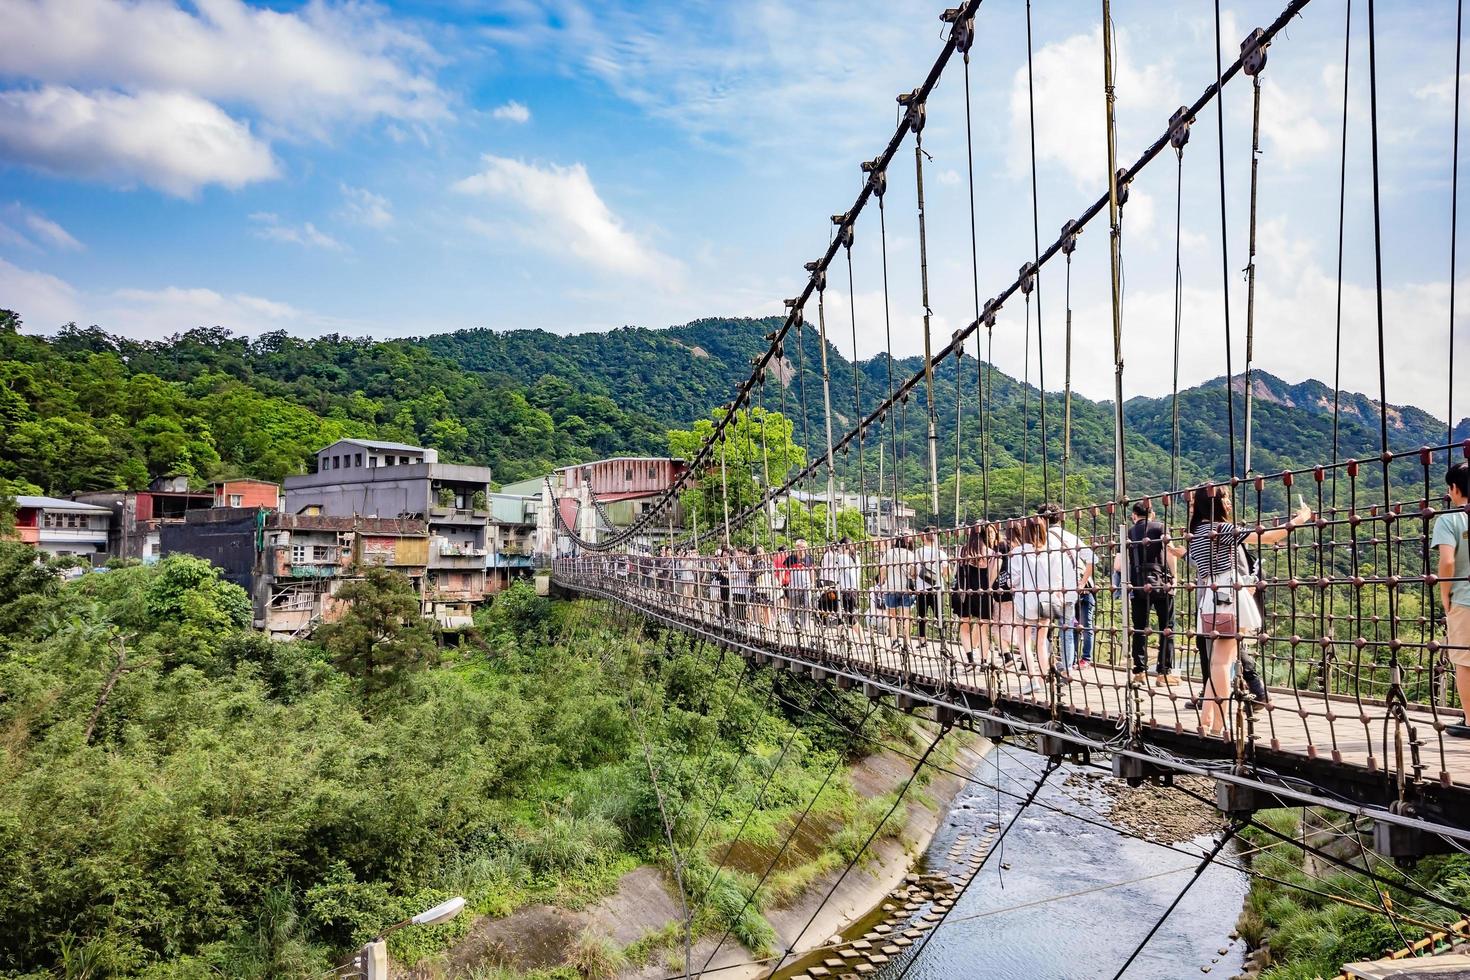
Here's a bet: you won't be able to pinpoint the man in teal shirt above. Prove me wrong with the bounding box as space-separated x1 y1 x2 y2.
1432 461 1470 737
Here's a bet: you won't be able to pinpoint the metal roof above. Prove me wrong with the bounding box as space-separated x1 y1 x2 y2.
16 496 112 512
323 438 429 454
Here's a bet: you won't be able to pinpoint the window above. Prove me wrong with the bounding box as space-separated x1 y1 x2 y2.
229 494 243 507
625 467 633 482
313 545 331 562
369 456 378 468
355 453 363 467
648 465 656 479
400 456 410 465
291 544 306 564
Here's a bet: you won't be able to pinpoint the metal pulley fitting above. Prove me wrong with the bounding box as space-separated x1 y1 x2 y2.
981 298 998 330
1168 105 1193 154
1060 219 1079 256
1114 168 1131 207
1018 262 1036 297
941 7 975 54
897 89 926 134
803 260 826 292
1241 28 1269 77
831 212 854 249
862 158 887 198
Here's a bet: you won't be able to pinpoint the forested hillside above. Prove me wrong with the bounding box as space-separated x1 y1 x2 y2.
2 307 1461 508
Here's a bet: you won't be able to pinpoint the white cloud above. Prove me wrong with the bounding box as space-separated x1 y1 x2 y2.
453 155 681 283
338 184 394 228
0 202 82 251
0 86 278 197
1008 24 1178 188
0 256 80 328
492 100 531 123
0 0 447 134
20 210 82 251
248 212 344 251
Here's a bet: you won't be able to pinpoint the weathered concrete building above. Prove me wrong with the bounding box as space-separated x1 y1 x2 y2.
11 496 112 563
75 477 282 562
283 438 493 629
162 508 429 640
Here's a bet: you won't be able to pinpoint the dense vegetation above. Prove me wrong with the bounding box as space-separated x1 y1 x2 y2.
0 547 913 978
4 306 1462 511
1238 809 1470 978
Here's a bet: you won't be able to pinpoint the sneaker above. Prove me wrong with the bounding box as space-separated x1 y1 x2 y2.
1078 657 1091 669
1130 671 1148 686
1159 674 1183 686
1447 723 1470 739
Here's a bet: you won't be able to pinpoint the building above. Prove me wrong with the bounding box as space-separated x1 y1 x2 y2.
11 496 113 562
212 479 280 510
162 508 429 640
486 491 540 592
74 477 282 563
773 489 915 538
283 439 493 629
541 457 689 552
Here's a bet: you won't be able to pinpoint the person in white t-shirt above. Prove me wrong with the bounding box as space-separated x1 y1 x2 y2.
879 534 916 641
912 526 950 643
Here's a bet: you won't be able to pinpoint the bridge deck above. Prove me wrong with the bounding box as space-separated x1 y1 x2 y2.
555 574 1470 829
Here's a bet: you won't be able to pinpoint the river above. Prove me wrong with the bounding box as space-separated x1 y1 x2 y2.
779 746 1251 980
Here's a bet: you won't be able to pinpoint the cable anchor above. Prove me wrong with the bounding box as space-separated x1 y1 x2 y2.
862 158 887 198
803 260 827 293
1168 105 1193 156
1241 27 1270 77
941 7 975 54
831 212 854 249
981 297 998 331
897 89 926 134
1060 219 1080 256
1018 262 1036 297
1114 168 1131 207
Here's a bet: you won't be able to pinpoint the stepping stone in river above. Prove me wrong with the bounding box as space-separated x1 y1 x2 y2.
868 954 890 965
840 949 862 959
893 937 914 947
852 940 873 950
882 945 901 955
808 969 830 978
825 959 845 968
873 924 892 934
854 965 876 975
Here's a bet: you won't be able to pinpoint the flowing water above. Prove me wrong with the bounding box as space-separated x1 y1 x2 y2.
779 747 1251 980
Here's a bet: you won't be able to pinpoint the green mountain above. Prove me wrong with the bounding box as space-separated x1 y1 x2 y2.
2 307 1461 513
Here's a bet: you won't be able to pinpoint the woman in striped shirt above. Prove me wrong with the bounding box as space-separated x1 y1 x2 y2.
1187 485 1312 736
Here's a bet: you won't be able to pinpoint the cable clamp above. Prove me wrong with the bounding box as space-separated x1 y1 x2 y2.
862 158 887 198
897 89 927 134
941 7 975 54
831 212 854 249
981 297 998 330
1168 105 1194 154
1018 262 1036 297
803 261 827 293
1241 28 1269 77
1060 219 1080 256
1113 167 1131 207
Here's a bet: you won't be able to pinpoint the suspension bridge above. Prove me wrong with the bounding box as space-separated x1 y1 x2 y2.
547 0 1470 975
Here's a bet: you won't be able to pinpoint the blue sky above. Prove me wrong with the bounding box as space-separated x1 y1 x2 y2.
0 0 1465 421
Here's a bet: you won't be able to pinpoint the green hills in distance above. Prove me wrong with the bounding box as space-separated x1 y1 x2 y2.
2 308 1464 516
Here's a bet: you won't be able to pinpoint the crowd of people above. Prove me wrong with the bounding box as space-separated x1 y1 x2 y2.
563 462 1470 739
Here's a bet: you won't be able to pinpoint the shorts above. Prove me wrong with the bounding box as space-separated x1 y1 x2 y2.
951 590 992 620
1448 603 1470 667
885 592 915 610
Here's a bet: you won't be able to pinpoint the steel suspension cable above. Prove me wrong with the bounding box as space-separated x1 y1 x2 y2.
1452 0 1464 449
1213 0 1239 484
1242 32 1268 476
1106 822 1243 980
1332 0 1353 507
911 115 941 521
879 190 904 517
1025 0 1050 502
1062 222 1079 506
893 757 1059 979
1171 126 1188 492
697 698 882 974
961 32 981 523
845 239 866 516
816 277 838 537
1103 0 1128 507
765 723 951 976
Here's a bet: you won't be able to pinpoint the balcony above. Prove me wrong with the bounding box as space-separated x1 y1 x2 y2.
428 506 488 526
429 540 488 569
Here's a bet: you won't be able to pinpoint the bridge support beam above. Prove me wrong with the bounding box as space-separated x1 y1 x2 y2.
1111 753 1176 788
976 718 1012 742
863 681 884 701
934 705 961 728
1034 728 1070 761
895 693 921 714
1214 777 1290 817
1373 819 1455 863
835 674 854 691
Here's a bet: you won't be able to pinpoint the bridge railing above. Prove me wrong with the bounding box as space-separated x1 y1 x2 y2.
555 440 1470 786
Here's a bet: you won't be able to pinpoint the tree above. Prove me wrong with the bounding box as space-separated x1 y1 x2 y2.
669 407 805 543
317 568 437 694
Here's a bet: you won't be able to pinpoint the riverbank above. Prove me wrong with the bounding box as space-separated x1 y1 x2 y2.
422 733 988 979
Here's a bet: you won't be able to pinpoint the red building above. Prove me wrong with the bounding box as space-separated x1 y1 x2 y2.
552 457 688 544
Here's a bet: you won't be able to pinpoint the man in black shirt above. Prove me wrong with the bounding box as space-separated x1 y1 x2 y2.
1117 501 1185 684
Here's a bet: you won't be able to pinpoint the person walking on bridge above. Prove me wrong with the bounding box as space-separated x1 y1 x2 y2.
1434 461 1470 738
913 526 950 643
1041 503 1091 677
1188 485 1312 737
1115 500 1185 686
